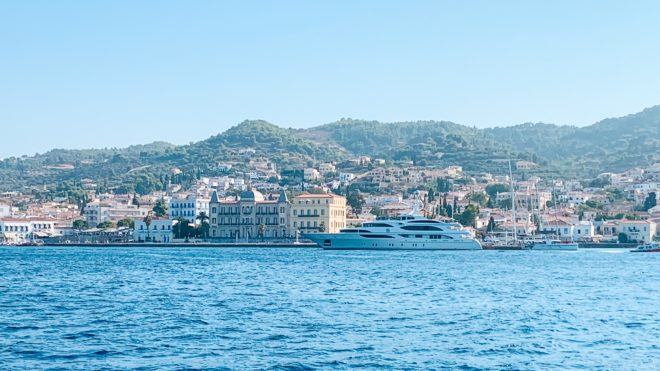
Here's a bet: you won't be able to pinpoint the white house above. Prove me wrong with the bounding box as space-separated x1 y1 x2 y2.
0 202 11 217
169 194 210 224
134 218 173 243
539 218 595 241
617 220 656 243
319 163 336 174
304 168 321 182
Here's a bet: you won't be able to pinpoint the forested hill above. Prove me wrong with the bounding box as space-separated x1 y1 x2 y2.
1 106 659 193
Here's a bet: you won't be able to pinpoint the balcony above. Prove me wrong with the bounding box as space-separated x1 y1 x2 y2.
296 214 321 218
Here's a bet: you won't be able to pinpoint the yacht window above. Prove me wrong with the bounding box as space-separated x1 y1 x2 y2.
401 225 443 231
360 234 395 238
362 223 394 228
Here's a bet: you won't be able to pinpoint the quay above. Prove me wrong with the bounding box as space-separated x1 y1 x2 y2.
7 242 317 248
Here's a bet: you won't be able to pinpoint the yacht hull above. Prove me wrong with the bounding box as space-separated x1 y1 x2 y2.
305 233 482 251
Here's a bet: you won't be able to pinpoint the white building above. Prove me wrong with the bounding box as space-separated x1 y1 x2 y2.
0 218 56 243
559 192 591 207
616 220 656 243
319 163 336 174
365 194 403 207
169 195 210 224
0 202 11 217
339 172 355 185
134 218 173 243
539 218 595 241
84 202 151 227
304 168 321 182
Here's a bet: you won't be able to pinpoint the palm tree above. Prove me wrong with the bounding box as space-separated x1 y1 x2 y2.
143 212 153 242
174 216 189 239
258 223 266 241
196 212 210 239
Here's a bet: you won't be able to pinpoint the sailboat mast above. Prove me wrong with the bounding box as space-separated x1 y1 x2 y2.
552 180 560 240
508 159 517 242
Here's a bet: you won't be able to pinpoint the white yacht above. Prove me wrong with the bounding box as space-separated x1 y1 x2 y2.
530 239 578 251
305 215 482 250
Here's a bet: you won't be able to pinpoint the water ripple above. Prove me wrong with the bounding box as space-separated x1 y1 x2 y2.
1 246 659 369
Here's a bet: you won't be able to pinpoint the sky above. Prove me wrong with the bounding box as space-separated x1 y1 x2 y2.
1 0 660 158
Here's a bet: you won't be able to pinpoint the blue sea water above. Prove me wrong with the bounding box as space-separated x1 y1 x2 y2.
1 247 659 370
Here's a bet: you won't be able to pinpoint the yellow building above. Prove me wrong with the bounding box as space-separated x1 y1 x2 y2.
291 193 346 233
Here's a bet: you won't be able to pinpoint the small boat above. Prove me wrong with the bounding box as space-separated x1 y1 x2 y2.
530 239 578 251
630 242 660 253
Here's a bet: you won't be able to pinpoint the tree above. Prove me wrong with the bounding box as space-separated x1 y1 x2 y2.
485 183 511 198
257 223 266 241
318 222 326 233
97 221 116 229
347 187 365 214
444 204 453 218
72 219 88 230
487 216 496 232
643 192 657 211
196 212 211 239
427 188 435 203
436 178 452 193
585 200 601 209
618 232 629 243
117 218 135 229
370 206 383 217
497 198 513 210
174 217 193 239
143 212 153 242
152 198 168 217
469 192 488 206
456 204 479 228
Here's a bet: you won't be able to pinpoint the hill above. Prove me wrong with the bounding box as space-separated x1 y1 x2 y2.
1 106 659 195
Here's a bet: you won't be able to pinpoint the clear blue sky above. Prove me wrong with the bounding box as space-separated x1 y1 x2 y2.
1 0 660 158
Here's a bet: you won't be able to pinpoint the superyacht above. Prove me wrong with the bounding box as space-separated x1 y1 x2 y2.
305 214 482 251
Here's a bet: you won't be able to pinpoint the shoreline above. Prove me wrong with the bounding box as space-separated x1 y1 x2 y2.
3 242 318 248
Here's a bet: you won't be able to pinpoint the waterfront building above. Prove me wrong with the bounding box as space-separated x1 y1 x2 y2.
539 218 595 241
0 218 56 243
291 193 346 234
134 218 173 243
169 194 210 224
616 220 656 243
209 190 290 240
84 202 151 227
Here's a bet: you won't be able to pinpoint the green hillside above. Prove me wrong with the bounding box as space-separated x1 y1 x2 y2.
1 106 659 195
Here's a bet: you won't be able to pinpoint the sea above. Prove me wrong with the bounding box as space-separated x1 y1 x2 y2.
1 246 659 370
